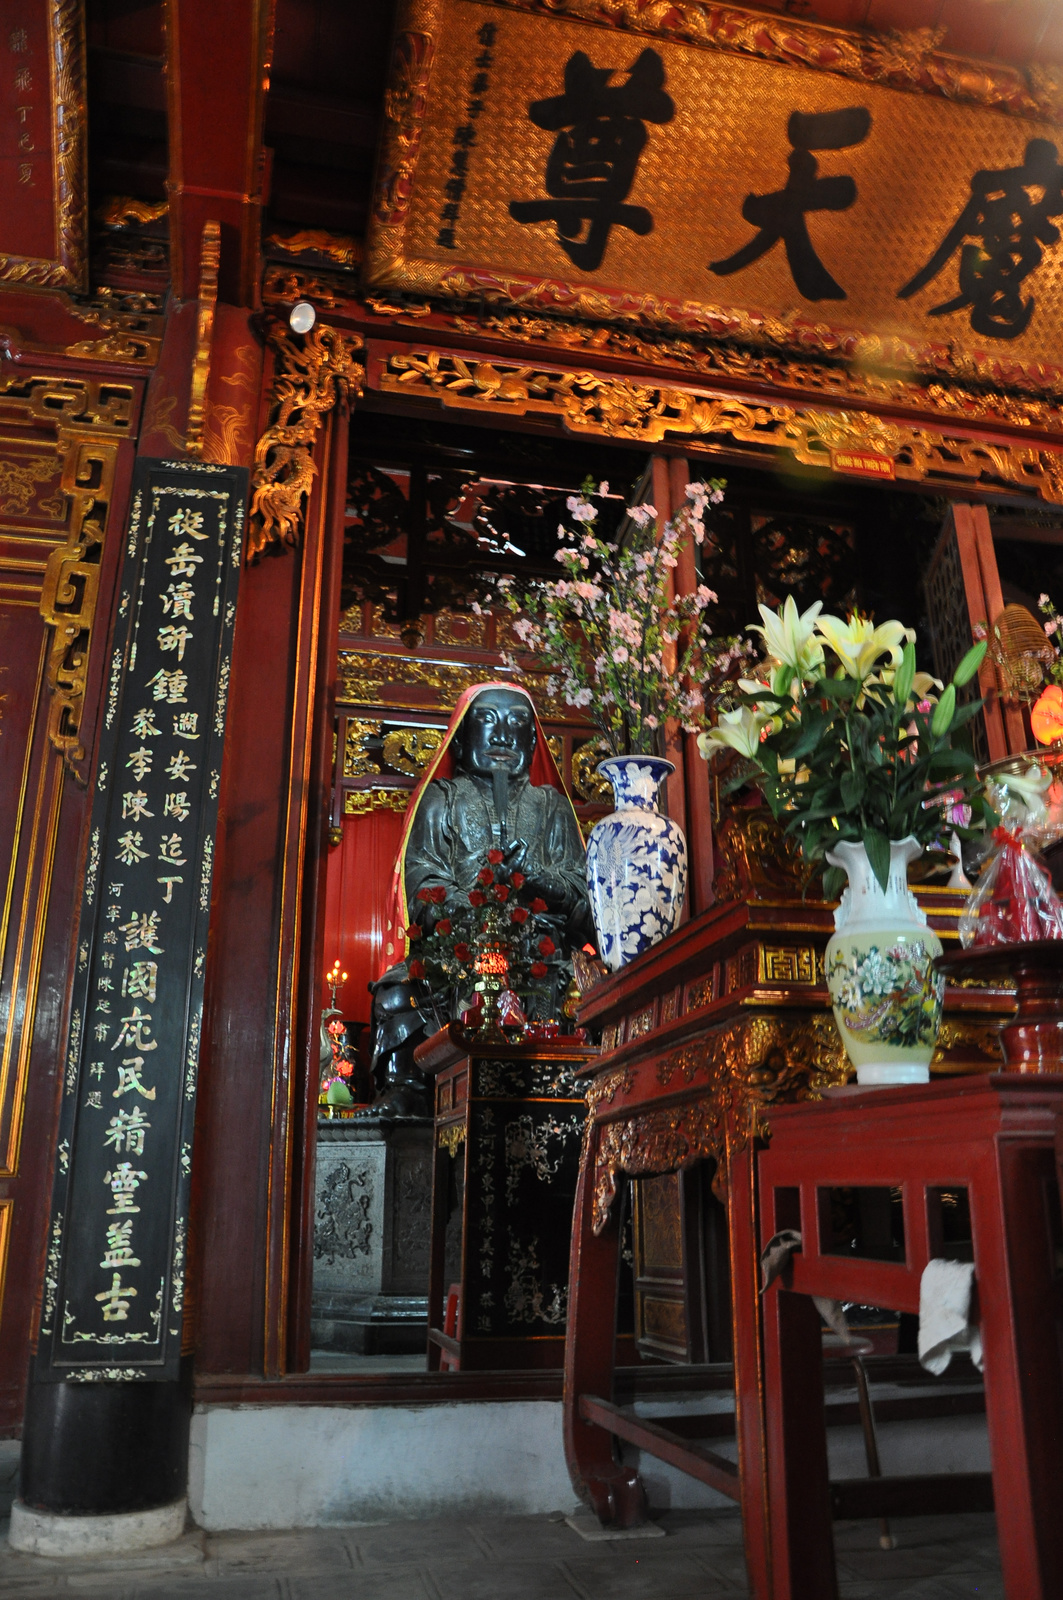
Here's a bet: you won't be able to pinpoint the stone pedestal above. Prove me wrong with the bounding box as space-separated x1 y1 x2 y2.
311 1117 433 1355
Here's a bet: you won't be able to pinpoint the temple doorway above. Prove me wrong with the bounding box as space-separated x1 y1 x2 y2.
299 397 1030 1381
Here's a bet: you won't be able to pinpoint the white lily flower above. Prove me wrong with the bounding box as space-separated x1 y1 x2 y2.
990 764 1052 824
873 666 942 707
815 613 907 680
911 671 941 702
697 707 770 761
750 596 824 678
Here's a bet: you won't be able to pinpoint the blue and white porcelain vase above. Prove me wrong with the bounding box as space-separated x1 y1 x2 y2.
586 756 688 972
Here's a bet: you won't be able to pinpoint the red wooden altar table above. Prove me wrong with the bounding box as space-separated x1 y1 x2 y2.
758 1076 1063 1600
563 868 1011 1600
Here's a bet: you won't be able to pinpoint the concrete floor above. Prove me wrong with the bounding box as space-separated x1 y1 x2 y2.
0 1440 1004 1598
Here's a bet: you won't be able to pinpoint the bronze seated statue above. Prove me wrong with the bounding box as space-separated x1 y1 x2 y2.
365 685 595 1118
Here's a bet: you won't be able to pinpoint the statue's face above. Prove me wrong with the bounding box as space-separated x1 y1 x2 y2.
455 689 536 780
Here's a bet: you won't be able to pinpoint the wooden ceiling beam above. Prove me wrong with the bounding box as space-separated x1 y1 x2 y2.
164 0 274 305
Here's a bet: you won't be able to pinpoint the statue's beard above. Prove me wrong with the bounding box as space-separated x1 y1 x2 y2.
492 767 510 846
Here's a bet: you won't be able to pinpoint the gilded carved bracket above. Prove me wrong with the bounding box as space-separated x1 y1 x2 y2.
247 321 365 562
184 221 221 459
38 435 117 781
588 1014 848 1233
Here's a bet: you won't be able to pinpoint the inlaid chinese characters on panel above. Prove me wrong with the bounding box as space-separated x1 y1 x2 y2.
370 1 1063 380
0 2 88 285
38 462 244 1380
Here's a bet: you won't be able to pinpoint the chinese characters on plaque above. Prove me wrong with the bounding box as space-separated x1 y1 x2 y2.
708 107 870 303
509 46 674 272
369 0 1063 368
38 460 246 1381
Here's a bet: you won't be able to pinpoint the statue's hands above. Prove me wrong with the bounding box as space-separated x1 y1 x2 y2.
423 898 466 933
520 870 565 912
500 839 529 877
500 841 564 910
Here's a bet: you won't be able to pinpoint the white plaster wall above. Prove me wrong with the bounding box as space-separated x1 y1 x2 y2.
188 1396 991 1529
188 1401 581 1529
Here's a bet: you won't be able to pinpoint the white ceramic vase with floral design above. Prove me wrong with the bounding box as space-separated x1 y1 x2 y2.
824 836 943 1086
586 756 687 972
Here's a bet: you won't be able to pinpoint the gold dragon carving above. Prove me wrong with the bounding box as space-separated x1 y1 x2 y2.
376 30 435 230
260 269 1063 422
247 321 365 561
265 230 363 270
446 308 1063 424
96 196 169 229
590 1014 848 1232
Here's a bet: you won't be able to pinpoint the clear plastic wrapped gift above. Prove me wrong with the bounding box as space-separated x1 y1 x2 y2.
959 767 1063 948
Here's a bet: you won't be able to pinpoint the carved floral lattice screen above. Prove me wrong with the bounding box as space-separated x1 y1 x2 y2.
696 497 858 636
341 459 634 634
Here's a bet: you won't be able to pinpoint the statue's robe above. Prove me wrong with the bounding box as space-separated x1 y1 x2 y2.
405 772 594 952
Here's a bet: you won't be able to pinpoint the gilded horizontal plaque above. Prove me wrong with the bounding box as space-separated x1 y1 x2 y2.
367 0 1063 388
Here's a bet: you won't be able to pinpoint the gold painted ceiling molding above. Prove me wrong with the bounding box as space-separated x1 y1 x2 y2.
490 1 1063 124
260 265 1063 421
377 346 1063 505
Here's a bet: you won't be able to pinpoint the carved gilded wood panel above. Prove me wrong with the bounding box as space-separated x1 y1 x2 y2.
0 0 88 290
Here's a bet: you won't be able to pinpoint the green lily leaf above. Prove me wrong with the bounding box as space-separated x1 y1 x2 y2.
947 699 985 731
840 767 866 810
862 826 891 894
822 864 846 901
815 675 862 700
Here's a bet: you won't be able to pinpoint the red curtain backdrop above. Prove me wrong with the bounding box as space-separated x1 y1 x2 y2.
322 808 407 1026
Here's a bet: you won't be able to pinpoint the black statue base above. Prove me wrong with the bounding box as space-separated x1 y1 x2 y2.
310 1292 429 1356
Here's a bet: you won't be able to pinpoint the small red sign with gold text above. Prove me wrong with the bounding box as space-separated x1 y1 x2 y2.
829 449 896 481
